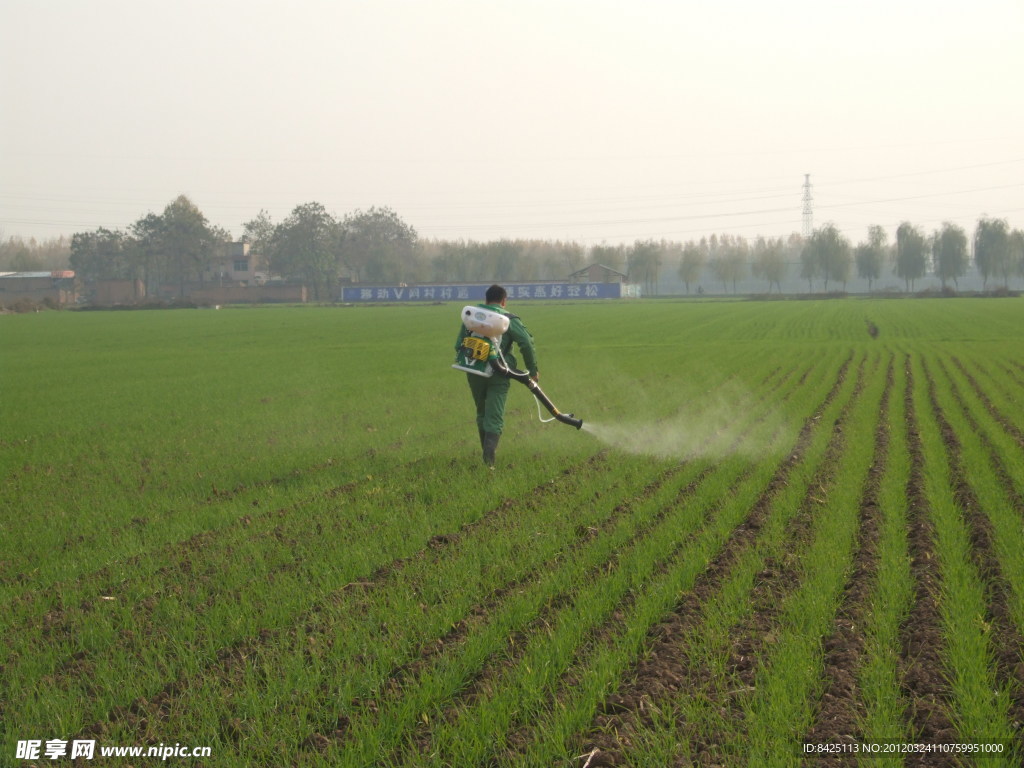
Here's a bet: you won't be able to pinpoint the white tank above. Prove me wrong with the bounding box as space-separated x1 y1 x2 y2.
460 305 509 339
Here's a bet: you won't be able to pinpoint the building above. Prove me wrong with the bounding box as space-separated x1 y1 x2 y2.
203 242 261 286
0 271 77 307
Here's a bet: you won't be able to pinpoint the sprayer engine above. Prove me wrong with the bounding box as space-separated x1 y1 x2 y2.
451 305 509 377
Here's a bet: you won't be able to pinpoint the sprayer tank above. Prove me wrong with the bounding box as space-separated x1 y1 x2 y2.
461 305 509 340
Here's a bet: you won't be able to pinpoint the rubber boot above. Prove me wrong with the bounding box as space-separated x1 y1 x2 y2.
482 432 500 468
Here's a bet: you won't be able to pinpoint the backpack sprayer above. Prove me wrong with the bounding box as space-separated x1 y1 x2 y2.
452 305 584 430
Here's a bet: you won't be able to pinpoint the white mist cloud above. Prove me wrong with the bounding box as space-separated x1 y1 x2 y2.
581 380 786 460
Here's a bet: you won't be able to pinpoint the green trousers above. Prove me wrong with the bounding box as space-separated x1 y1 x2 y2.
466 372 510 435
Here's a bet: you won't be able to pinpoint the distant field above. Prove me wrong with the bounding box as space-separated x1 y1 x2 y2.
2 298 1023 766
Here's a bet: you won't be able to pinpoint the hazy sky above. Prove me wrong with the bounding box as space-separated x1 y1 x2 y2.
2 0 1022 247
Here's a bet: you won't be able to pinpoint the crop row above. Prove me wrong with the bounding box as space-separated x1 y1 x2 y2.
7 347 839 764
180 350 847 765
563 345 1024 767
565 348 874 765
1 345 807 757
4 301 1022 766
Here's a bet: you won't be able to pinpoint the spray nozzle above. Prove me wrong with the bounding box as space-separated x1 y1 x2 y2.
555 412 583 430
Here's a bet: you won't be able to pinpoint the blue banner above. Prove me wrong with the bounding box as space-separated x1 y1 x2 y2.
341 282 622 302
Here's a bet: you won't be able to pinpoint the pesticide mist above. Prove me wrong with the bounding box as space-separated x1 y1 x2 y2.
579 381 785 461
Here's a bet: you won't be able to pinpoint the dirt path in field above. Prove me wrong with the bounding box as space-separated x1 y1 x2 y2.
799 356 894 762
560 353 858 766
924 358 1024 747
899 357 960 766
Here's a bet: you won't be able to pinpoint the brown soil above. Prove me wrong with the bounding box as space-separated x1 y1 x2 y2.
940 359 1024 514
364 360 814 764
799 356 895 763
951 357 1024 449
564 353 857 766
899 356 960 767
924 358 1024 749
702 355 871 758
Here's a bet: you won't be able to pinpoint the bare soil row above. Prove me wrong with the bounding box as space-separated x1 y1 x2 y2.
563 352 860 765
293 361 813 764
798 355 895 763
923 358 1024 751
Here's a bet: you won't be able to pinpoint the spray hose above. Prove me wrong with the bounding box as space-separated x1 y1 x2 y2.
492 354 583 430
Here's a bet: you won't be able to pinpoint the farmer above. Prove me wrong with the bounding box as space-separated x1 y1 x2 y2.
455 284 538 467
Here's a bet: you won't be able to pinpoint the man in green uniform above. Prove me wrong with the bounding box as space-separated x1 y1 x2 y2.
455 284 538 467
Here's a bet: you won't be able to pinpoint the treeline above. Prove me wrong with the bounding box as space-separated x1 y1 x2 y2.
0 235 71 272
66 196 421 300
53 195 1024 296
68 195 231 297
788 220 1024 293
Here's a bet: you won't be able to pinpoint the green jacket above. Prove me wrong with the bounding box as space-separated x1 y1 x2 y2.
455 303 538 377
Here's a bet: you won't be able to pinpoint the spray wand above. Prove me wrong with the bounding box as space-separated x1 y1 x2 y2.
492 355 584 430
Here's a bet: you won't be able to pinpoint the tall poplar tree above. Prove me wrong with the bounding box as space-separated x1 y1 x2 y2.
895 222 927 292
932 222 968 290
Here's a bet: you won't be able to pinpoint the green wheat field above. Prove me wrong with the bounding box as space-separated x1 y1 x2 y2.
2 298 1023 767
